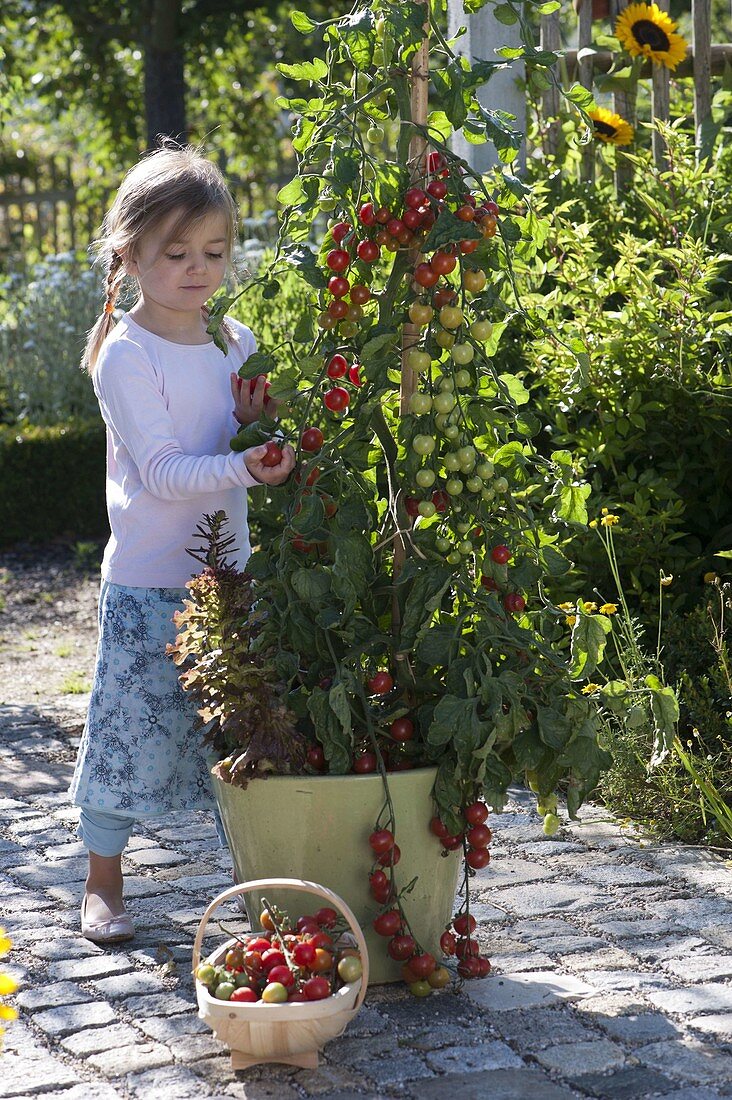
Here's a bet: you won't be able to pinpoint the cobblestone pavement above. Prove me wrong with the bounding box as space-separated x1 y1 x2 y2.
2 699 732 1100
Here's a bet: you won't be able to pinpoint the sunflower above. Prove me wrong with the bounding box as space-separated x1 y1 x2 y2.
588 107 634 147
615 3 687 70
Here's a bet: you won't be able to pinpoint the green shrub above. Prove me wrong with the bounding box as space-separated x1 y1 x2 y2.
0 419 108 546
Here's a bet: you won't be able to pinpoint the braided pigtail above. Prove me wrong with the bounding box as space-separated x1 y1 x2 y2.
82 251 125 374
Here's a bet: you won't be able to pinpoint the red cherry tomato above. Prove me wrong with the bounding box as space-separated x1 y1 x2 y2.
373 909 402 937
465 801 489 826
440 930 457 956
292 941 316 967
432 490 450 513
466 823 492 848
356 239 380 263
388 934 416 961
267 964 295 987
430 816 449 839
375 206 392 224
426 151 447 174
306 744 326 771
491 544 511 564
308 930 334 950
260 441 283 468
326 353 348 379
369 828 395 854
359 202 376 226
455 936 479 959
466 847 491 870
326 249 350 272
331 221 352 243
427 178 447 199
403 208 423 230
314 906 338 929
303 976 331 1000
431 251 457 275
503 592 526 614
347 364 362 387
409 953 436 978
353 751 377 774
350 283 371 305
261 948 287 972
296 915 320 934
377 843 401 867
414 262 439 288
477 956 492 977
301 427 324 452
389 718 414 742
323 387 350 413
442 834 463 851
387 217 405 237
328 275 350 298
480 575 499 592
367 671 394 695
457 955 482 979
405 497 420 518
404 187 427 209
230 987 258 1002
453 913 477 936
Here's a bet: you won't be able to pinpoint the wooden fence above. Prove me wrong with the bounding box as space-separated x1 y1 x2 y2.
0 156 282 271
540 0 730 185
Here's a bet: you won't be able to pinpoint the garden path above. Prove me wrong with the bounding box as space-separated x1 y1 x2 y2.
1 546 732 1100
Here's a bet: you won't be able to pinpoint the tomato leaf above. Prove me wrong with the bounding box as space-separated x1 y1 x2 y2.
421 210 482 254
569 612 612 679
277 59 328 82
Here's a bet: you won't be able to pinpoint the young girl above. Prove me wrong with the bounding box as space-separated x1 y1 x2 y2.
69 145 295 944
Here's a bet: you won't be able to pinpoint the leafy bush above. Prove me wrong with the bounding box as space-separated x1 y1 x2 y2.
0 255 102 425
494 125 732 617
0 419 107 546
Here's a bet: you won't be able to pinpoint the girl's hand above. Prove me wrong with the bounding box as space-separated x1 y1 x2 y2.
231 373 277 426
244 443 296 486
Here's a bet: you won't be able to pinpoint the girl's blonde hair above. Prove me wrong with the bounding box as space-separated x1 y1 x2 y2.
83 143 237 373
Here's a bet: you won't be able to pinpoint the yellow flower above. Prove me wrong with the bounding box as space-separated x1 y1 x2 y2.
660 574 674 587
581 683 600 694
615 3 687 70
583 601 598 613
558 602 575 612
0 936 10 957
589 519 598 529
601 514 619 526
599 603 617 615
588 107 634 147
565 615 577 627
0 1005 17 1022
0 975 17 997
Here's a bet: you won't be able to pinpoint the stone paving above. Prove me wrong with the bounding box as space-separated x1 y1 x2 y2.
2 699 732 1099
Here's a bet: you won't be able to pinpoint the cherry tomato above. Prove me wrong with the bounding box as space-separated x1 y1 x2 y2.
426 151 447 174
326 249 350 272
292 941 316 967
460 238 480 254
267 964 295 988
369 828 395 854
432 490 450 513
306 744 326 771
429 965 452 988
431 251 457 275
405 496 420 518
442 834 463 851
373 909 402 937
429 816 449 839
375 206 392 224
338 955 363 983
328 298 348 320
230 986 258 1002
427 178 447 199
388 934 417 961
389 717 414 741
491 544 511 564
356 239 380 262
311 948 333 973
466 823 492 848
453 913 477 936
480 575 498 592
457 956 482 979
414 262 439 288
504 592 526 613
409 953 436 978
331 221 352 243
314 906 337 929
477 956 492 977
260 441 283 468
359 202 376 226
348 364 362 387
367 671 394 695
350 284 371 305
324 386 349 413
405 187 427 209
326 353 348 379
261 948 286 972
296 916 320 934
432 286 457 308
440 930 457 956
308 930 334 950
403 208 423 230
466 847 491 870
369 870 392 902
301 427 324 452
377 842 401 867
303 976 331 1000
328 275 350 298
353 751 377 773
455 936 479 959
465 801 489 826
387 217 405 237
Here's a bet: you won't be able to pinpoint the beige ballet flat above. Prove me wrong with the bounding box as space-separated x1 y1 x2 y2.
81 894 135 944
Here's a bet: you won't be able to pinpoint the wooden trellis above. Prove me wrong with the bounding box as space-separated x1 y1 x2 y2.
539 0 729 189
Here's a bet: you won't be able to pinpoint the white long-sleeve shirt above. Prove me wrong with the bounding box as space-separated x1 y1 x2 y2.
93 312 259 588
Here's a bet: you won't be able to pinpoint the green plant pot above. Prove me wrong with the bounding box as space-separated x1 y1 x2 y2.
212 766 462 984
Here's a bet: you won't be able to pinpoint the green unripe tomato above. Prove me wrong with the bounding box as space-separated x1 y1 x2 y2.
319 197 337 212
481 487 496 502
439 306 463 329
543 812 561 837
433 391 456 415
438 375 455 391
409 979 433 998
434 413 448 429
435 330 455 349
366 125 385 143
458 540 473 555
416 468 436 488
451 343 474 365
196 964 216 986
214 982 236 1001
493 476 509 492
435 536 452 552
338 955 363 983
454 369 471 388
466 476 483 493
340 320 358 337
444 425 459 440
363 162 376 180
418 500 437 518
409 392 432 415
412 434 436 456
445 478 463 496
444 452 461 472
476 460 494 479
407 349 432 373
470 319 493 341
457 445 476 468
234 972 253 988
457 521 472 534
446 550 462 565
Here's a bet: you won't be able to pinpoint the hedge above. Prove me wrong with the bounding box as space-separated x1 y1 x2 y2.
0 419 108 546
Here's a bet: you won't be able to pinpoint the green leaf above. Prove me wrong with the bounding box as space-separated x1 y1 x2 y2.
416 623 458 667
307 688 351 774
569 612 612 679
645 674 679 765
600 680 630 715
493 3 519 23
421 210 481 253
360 331 398 363
277 59 328 82
497 373 530 406
556 483 592 526
277 177 305 206
399 567 453 652
290 566 330 604
238 351 276 379
291 494 326 536
540 545 572 577
339 9 376 71
428 695 477 748
536 705 571 751
282 243 327 289
290 10 317 33
565 82 596 111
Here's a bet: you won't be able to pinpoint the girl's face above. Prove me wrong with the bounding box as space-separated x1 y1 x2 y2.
126 209 229 317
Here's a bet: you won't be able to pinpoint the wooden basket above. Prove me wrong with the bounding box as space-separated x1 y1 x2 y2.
192 877 370 1070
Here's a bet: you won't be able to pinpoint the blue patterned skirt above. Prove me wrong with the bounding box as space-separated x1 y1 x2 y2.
69 581 216 816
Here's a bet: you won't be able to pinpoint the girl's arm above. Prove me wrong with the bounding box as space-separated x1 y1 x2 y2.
95 342 290 499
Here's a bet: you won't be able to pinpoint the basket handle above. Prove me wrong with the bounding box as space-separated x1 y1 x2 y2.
191 877 370 1010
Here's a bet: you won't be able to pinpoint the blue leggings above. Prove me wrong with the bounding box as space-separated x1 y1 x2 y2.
77 807 228 857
